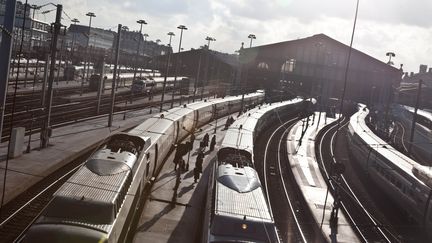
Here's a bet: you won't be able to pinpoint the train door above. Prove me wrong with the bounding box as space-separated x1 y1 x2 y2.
175 121 180 143
212 104 217 121
153 144 159 177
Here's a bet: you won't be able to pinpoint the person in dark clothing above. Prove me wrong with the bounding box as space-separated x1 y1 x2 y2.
194 152 204 183
190 133 195 145
210 135 216 151
203 133 209 147
225 117 230 129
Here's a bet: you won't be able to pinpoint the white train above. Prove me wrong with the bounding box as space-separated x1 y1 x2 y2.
348 104 432 239
131 76 189 94
22 91 265 243
203 98 312 243
392 104 432 162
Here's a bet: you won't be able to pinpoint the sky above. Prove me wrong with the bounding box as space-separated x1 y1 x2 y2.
30 0 432 73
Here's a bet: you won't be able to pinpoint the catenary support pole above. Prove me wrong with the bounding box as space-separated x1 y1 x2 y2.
40 4 62 148
108 24 122 127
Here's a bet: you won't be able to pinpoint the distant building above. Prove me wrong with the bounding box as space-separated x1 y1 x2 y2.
399 64 432 109
66 24 115 50
419 64 428 74
0 0 50 51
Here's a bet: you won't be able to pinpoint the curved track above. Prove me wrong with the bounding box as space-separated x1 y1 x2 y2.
316 118 401 242
254 115 326 243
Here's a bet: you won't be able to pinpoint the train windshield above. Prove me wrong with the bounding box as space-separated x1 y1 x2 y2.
217 148 253 168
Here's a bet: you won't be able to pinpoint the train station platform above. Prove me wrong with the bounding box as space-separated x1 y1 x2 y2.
133 119 227 243
286 112 360 242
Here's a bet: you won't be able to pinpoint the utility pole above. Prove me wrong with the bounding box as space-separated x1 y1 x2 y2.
0 0 17 148
40 4 62 148
108 24 122 127
408 79 422 156
160 32 174 112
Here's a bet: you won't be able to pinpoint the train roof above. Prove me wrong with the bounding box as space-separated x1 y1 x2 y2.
215 164 272 222
129 91 264 140
349 104 426 187
221 98 304 155
400 105 432 126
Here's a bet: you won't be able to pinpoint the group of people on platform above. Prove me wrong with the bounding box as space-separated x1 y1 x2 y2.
172 131 217 189
224 116 235 129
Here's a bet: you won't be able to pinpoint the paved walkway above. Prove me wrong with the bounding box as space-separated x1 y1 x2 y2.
133 119 227 243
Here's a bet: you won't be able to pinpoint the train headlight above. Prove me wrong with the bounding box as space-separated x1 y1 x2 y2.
241 223 248 230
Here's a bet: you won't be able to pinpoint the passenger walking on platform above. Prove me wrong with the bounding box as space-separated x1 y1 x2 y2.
210 135 216 151
228 116 235 126
203 133 210 147
194 153 204 183
225 117 231 129
190 133 195 145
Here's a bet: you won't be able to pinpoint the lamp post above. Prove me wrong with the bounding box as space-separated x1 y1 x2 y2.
152 39 161 77
205 36 216 49
171 25 187 108
133 19 147 81
247 34 256 48
160 32 175 112
202 36 215 100
85 12 95 82
386 52 395 65
70 18 79 66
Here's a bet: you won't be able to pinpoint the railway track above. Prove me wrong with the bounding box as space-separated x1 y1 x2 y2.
0 151 93 242
315 117 400 242
0 87 193 141
254 115 326 243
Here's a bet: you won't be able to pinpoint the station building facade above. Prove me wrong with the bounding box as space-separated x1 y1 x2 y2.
238 33 402 106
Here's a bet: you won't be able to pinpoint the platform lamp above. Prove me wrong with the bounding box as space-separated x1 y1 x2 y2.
171 25 188 108
160 32 175 112
133 19 147 81
248 34 256 48
203 36 216 101
70 18 80 62
83 12 96 93
205 36 216 49
386 52 395 65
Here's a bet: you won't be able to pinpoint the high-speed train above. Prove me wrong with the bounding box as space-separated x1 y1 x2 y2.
392 104 432 161
203 98 312 243
131 76 189 94
348 104 432 238
22 91 265 243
